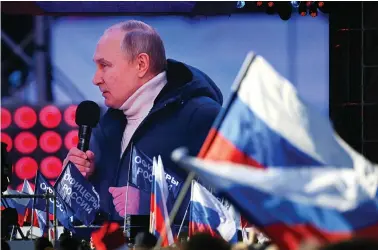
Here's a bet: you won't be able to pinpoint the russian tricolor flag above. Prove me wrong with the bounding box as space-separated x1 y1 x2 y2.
190 181 237 243
150 156 174 247
174 52 378 250
1 180 34 226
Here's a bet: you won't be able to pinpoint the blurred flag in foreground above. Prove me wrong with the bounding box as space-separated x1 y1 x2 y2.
190 181 237 243
174 52 378 250
91 222 128 250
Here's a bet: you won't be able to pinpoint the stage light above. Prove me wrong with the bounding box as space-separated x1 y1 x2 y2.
39 131 62 153
317 1 330 13
298 1 307 16
1 108 12 129
64 105 78 127
40 156 62 179
310 2 318 17
266 1 275 14
64 130 79 150
39 105 62 129
15 157 38 180
290 1 300 8
14 106 37 129
1 132 13 152
256 1 263 7
14 132 38 154
277 2 292 21
305 1 312 7
236 1 245 9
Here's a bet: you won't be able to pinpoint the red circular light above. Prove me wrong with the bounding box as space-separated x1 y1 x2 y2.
14 132 38 154
64 105 78 127
64 130 79 150
14 106 37 129
318 1 324 7
15 157 38 180
40 156 62 179
1 133 13 151
17 182 35 192
39 105 62 129
39 131 62 153
1 108 12 129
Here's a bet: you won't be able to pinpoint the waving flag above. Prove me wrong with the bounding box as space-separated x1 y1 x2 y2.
190 181 237 243
19 179 34 226
173 52 378 250
34 172 75 231
36 209 54 236
150 156 174 247
1 179 34 226
55 162 100 226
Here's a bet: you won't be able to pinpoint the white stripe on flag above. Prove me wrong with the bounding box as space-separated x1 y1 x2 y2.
236 55 353 167
175 150 378 211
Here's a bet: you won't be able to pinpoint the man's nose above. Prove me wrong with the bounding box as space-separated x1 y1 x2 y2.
92 71 102 86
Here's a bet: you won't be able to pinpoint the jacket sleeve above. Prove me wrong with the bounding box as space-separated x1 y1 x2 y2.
186 99 222 157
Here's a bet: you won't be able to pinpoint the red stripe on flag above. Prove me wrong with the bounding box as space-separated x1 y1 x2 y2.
24 208 39 227
189 222 218 238
91 222 126 250
198 128 264 168
151 193 171 247
263 222 378 250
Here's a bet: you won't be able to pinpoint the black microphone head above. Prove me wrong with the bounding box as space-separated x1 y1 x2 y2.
75 100 101 127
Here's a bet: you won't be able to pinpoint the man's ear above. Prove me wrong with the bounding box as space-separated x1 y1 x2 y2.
136 53 150 78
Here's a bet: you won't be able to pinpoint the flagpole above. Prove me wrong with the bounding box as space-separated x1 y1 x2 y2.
123 144 133 238
53 194 58 246
30 173 38 239
156 171 195 246
45 193 50 239
177 199 190 238
30 202 35 239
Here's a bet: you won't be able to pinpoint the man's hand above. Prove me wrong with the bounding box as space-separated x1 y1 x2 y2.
108 186 140 217
63 147 95 178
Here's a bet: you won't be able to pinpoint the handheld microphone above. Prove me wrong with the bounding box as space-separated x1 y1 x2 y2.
75 100 101 152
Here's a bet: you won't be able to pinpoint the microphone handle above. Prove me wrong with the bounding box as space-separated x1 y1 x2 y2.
78 125 92 152
65 125 92 236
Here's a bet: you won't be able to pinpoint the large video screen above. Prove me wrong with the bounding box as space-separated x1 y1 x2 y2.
51 13 329 115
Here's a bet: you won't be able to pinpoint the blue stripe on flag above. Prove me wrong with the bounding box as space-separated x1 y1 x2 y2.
218 96 324 167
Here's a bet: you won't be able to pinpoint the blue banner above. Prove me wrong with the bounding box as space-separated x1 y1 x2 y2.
130 146 183 198
34 172 75 231
55 162 100 226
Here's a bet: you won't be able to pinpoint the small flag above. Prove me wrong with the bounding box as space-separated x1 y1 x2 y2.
189 181 237 243
150 156 174 247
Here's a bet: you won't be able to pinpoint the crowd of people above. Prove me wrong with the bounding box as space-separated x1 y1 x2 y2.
2 230 378 250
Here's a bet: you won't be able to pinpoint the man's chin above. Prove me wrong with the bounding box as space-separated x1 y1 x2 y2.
104 99 121 109
104 99 113 108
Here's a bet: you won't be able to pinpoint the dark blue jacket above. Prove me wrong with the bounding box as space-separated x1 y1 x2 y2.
89 59 223 223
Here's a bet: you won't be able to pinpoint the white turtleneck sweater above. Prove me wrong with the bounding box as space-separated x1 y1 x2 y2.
118 71 167 156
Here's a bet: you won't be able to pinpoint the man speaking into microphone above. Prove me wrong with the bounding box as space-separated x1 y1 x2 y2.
62 20 223 223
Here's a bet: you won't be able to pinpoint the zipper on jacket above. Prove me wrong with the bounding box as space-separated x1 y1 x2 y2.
108 99 179 219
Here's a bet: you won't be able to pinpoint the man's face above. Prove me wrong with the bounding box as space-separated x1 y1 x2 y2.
92 30 140 109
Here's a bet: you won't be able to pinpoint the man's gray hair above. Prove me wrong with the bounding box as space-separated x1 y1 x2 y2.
108 20 167 74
